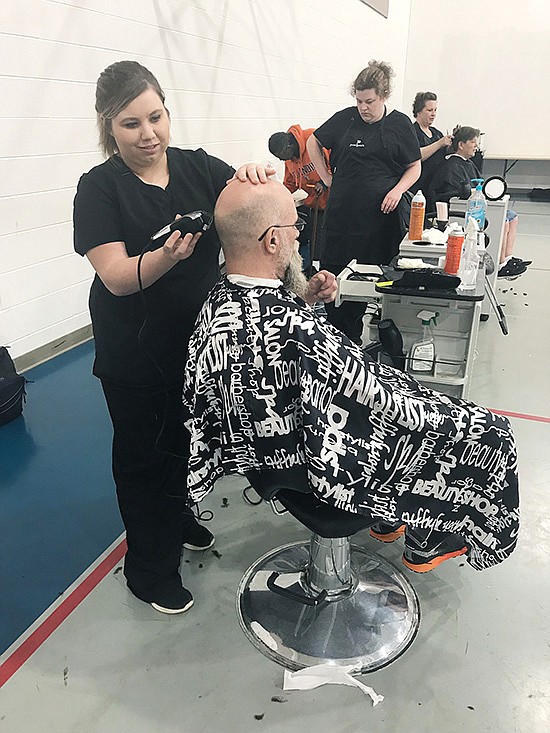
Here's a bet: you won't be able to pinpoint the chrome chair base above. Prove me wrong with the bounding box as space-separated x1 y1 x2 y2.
236 539 420 673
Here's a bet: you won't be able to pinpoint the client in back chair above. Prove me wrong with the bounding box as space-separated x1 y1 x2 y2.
429 126 530 278
182 178 520 574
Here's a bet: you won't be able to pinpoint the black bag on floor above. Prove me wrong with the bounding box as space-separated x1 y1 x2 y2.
0 347 26 425
528 188 550 202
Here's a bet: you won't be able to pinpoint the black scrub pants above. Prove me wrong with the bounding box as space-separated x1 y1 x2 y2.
321 213 403 343
297 204 325 274
101 379 190 600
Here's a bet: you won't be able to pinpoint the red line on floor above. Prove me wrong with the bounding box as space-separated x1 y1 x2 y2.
491 408 550 424
0 538 127 689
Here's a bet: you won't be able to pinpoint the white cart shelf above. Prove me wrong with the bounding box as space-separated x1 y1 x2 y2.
335 260 484 400
375 275 484 400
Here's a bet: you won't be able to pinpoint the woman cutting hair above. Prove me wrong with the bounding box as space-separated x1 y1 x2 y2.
307 60 421 341
411 91 452 209
73 60 274 615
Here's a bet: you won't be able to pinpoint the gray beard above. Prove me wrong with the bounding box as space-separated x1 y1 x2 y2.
282 250 309 299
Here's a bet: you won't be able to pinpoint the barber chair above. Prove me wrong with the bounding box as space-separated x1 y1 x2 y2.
236 465 420 673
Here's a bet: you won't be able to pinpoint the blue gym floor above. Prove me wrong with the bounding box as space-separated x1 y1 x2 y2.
0 341 122 654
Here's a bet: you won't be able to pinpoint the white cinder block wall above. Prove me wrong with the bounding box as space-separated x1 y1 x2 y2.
0 0 412 362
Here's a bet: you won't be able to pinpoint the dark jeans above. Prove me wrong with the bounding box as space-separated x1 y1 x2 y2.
101 379 190 598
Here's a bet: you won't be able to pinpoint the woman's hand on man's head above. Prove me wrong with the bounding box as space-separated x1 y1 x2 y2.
229 163 277 185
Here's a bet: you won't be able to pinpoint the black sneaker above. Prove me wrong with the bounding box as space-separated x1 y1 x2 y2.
182 514 215 551
369 521 406 543
509 256 532 267
498 260 528 279
402 532 467 573
128 583 194 615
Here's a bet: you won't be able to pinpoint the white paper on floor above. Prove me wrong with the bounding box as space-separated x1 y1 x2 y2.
283 663 384 706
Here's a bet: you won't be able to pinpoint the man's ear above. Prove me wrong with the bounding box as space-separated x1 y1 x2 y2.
269 227 284 251
259 231 277 254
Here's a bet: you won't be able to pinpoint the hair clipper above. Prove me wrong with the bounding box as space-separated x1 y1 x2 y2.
151 210 213 241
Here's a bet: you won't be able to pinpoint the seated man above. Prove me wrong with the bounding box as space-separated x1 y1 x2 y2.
182 179 519 573
268 125 330 272
429 126 530 279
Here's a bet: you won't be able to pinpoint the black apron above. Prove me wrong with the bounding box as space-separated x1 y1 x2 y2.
323 114 409 266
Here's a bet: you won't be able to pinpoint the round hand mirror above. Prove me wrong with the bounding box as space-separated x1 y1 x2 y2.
483 175 507 201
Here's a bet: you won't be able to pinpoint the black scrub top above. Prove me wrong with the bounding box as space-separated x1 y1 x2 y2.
73 147 234 387
412 122 446 205
315 107 420 235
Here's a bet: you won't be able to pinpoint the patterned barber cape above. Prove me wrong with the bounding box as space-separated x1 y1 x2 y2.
183 278 519 570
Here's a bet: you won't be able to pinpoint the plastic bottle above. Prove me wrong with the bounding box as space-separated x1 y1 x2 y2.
408 189 426 241
409 310 438 374
458 218 480 290
444 223 464 275
465 178 487 230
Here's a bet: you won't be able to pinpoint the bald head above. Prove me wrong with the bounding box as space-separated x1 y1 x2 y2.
215 177 308 292
215 178 295 258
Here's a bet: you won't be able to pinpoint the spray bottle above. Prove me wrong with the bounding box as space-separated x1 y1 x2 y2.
466 178 487 230
444 223 464 275
409 310 439 375
408 189 426 240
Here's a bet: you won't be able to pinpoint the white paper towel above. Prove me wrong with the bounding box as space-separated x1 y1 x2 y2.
283 663 384 706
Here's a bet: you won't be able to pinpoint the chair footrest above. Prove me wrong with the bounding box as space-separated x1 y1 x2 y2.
266 572 327 607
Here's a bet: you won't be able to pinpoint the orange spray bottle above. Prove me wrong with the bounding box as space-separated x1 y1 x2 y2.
408 190 426 241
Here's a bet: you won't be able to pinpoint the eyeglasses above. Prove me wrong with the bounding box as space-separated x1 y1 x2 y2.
257 217 306 242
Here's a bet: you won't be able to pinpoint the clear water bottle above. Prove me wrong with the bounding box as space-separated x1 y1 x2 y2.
458 218 480 290
466 178 487 230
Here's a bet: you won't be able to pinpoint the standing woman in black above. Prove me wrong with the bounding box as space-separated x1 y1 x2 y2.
411 91 452 210
73 61 273 614
307 61 421 342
